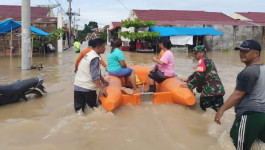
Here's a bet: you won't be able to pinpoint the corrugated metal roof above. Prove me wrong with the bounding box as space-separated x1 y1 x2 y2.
112 22 122 28
0 5 49 19
237 12 265 25
133 9 254 26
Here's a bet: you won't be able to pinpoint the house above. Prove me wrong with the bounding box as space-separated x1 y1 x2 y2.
0 5 58 54
124 9 263 50
231 12 265 26
107 22 122 45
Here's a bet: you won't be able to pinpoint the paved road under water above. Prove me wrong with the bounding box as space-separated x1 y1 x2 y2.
0 42 264 150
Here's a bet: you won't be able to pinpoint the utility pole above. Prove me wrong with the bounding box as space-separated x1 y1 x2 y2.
57 12 63 52
73 17 80 38
67 0 72 48
21 0 31 70
67 0 80 47
73 15 75 38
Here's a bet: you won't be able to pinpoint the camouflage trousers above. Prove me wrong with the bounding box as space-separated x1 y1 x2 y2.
200 95 224 112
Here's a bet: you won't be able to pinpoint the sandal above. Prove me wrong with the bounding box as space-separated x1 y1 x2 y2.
120 87 133 95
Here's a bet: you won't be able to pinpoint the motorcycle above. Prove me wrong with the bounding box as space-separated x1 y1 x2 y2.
0 74 47 106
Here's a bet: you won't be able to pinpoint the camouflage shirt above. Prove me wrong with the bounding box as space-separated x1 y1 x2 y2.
187 55 225 97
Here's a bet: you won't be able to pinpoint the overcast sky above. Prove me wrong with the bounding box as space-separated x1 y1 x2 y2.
0 0 264 29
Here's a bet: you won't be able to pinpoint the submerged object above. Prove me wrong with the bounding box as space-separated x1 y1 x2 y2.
100 66 195 111
0 75 47 106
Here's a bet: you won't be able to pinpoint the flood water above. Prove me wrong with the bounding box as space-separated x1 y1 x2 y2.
0 42 264 150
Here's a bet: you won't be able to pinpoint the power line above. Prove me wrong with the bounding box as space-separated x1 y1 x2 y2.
53 0 66 13
117 0 130 11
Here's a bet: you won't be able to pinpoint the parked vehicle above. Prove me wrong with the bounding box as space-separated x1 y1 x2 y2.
0 75 47 106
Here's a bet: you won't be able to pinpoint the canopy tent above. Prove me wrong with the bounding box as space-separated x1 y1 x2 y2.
149 27 223 37
0 19 50 37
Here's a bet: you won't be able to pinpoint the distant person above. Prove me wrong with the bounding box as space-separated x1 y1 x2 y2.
74 40 107 73
146 39 175 92
74 39 80 53
107 38 140 93
136 40 142 50
215 40 265 150
144 40 152 50
129 40 136 51
111 39 114 47
181 45 225 111
74 38 109 112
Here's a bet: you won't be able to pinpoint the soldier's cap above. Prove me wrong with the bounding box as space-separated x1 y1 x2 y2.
193 45 205 53
235 40 261 51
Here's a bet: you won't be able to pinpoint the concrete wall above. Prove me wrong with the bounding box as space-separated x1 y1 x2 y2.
158 24 264 50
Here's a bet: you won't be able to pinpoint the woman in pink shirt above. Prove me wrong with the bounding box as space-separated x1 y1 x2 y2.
146 39 175 92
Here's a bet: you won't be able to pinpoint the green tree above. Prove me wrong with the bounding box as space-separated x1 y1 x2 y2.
46 28 65 44
78 21 98 40
119 18 159 41
99 27 108 41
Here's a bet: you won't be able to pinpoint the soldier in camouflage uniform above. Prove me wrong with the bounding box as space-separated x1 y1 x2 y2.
181 45 225 111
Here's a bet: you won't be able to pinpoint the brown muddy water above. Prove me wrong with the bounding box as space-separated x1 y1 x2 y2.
0 41 264 150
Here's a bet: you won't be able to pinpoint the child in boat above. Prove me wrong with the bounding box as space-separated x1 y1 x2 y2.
74 40 107 73
107 38 140 93
146 39 175 92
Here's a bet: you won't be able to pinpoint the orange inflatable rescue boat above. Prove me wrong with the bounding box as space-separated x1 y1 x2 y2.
99 66 196 111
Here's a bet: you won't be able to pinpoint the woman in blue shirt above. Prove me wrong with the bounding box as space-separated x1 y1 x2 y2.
107 39 139 93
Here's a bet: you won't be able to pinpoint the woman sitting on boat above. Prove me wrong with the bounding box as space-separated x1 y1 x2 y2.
146 39 175 92
107 39 140 93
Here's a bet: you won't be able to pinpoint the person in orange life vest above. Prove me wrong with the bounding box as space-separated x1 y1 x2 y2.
74 38 109 112
146 39 175 92
158 39 165 59
74 40 107 73
151 39 165 72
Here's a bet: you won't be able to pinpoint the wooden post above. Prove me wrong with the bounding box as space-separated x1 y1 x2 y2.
10 23 13 57
212 35 214 50
3 36 6 56
31 35 33 60
156 37 158 54
18 36 21 55
221 36 223 51
196 36 199 47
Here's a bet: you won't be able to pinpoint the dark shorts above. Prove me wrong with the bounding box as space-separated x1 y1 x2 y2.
230 113 265 150
148 70 168 83
74 90 97 112
108 68 133 77
200 95 224 111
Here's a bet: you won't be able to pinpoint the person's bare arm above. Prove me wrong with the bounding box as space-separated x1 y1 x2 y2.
153 57 165 65
94 79 107 97
119 60 127 68
215 90 246 124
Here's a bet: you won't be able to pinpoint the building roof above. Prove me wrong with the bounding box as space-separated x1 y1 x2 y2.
133 9 253 26
112 22 122 28
236 12 265 26
0 5 54 22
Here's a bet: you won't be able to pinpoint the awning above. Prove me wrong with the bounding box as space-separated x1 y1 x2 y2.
0 19 50 37
149 27 224 37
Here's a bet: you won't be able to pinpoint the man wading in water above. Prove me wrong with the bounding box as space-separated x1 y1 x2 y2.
215 40 265 150
181 45 225 111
